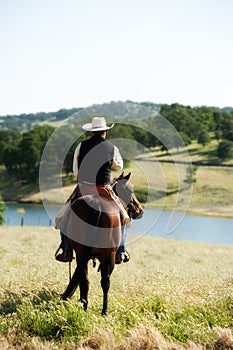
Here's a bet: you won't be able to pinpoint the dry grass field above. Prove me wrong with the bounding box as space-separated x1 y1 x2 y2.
0 226 233 349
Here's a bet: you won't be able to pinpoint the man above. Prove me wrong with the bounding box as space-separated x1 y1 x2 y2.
55 116 129 264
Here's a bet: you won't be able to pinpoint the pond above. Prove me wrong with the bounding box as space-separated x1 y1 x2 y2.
3 203 233 246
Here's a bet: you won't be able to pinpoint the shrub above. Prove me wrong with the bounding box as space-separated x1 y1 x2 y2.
0 194 5 225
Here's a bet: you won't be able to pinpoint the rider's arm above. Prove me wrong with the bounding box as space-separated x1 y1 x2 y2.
72 142 81 177
112 145 123 170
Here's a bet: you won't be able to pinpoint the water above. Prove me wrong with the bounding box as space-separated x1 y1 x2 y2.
3 203 233 246
129 208 233 246
4 203 59 227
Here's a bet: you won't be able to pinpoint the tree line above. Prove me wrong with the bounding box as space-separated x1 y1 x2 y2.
159 104 233 158
0 108 82 131
0 103 232 184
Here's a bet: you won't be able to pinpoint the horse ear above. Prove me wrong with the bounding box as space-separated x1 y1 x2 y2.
125 172 131 180
119 172 124 178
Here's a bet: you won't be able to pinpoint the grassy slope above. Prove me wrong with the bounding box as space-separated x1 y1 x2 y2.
127 140 233 218
0 139 233 218
0 227 233 349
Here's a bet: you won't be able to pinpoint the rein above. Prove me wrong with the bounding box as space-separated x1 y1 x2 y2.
69 261 72 282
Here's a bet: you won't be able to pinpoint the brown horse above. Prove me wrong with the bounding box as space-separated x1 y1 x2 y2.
61 172 143 315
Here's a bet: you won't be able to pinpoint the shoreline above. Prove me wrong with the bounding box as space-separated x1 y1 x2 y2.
4 199 233 220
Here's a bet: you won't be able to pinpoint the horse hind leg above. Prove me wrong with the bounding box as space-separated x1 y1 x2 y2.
79 262 89 311
61 266 80 300
100 254 115 316
62 263 89 311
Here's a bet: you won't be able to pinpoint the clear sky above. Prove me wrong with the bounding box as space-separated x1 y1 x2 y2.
0 0 233 115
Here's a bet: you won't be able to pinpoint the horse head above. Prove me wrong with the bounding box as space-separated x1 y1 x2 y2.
111 172 144 220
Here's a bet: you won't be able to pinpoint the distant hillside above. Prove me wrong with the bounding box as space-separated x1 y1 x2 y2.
0 107 82 131
0 101 232 131
218 106 233 112
66 101 160 124
0 101 161 131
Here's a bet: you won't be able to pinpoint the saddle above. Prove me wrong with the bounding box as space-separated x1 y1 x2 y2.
70 183 130 225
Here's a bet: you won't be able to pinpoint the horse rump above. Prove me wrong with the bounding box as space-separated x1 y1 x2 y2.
62 194 121 249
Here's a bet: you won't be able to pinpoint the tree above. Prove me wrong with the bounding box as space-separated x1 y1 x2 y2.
19 126 55 181
214 112 233 141
108 123 138 159
2 125 55 182
0 195 5 225
19 133 41 181
3 146 22 174
197 128 211 146
195 106 216 132
160 103 199 140
0 130 21 164
217 140 233 161
221 112 233 141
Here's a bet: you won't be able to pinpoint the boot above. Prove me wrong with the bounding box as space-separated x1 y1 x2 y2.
55 249 73 263
115 250 130 264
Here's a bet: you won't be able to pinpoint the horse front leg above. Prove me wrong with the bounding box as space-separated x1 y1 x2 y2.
100 254 115 315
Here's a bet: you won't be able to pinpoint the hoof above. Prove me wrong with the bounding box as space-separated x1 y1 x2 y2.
80 298 88 311
61 294 68 301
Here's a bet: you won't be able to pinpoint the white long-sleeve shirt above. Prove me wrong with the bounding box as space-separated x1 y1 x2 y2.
72 142 123 178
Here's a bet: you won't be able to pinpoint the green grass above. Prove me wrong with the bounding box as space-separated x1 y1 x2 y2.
0 227 233 349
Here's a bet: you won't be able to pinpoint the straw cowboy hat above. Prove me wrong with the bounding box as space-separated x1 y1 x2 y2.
82 117 114 132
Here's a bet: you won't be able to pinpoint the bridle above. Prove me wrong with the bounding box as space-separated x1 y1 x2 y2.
111 178 143 220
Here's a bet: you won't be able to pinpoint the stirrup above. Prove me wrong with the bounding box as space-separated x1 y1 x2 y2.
115 250 130 264
122 249 130 262
123 249 130 263
54 243 63 258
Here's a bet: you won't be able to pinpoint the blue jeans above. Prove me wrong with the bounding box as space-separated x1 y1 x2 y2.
60 224 127 253
116 224 127 254
60 231 70 251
